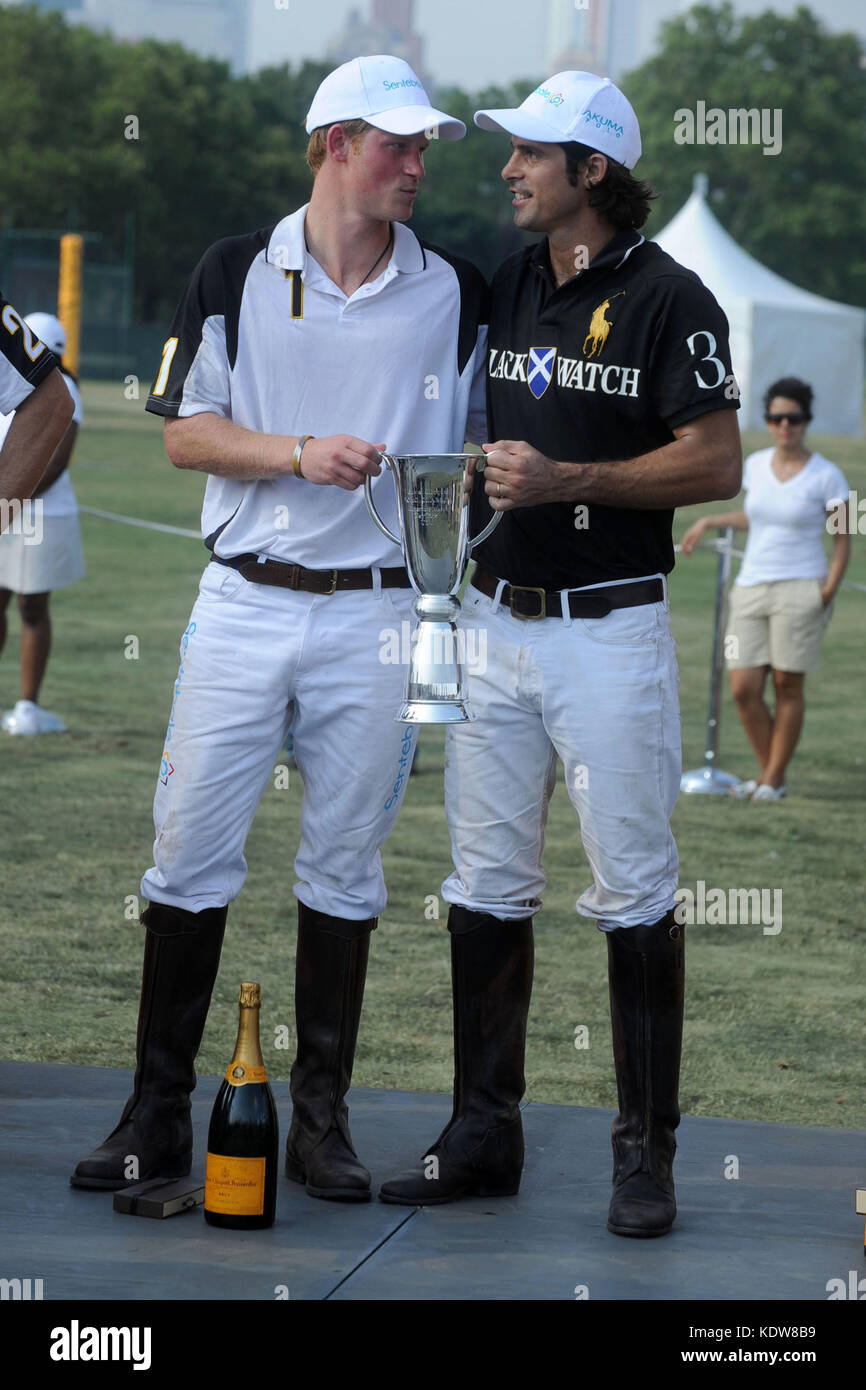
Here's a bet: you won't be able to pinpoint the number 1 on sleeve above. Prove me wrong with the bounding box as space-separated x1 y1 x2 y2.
152 336 179 396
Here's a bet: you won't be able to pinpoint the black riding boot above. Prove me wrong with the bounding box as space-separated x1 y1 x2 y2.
379 906 534 1205
70 902 227 1189
606 909 685 1237
284 903 375 1202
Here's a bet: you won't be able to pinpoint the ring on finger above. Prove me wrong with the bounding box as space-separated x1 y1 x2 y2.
497 482 502 498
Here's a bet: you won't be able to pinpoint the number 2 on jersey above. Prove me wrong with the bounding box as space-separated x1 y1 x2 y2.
1 304 46 362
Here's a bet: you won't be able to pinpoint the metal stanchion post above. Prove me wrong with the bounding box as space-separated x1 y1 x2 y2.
681 525 742 795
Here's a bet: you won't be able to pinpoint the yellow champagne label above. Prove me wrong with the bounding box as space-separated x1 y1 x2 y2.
224 1063 268 1086
205 1153 266 1216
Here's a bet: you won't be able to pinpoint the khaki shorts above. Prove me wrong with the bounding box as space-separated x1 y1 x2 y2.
726 578 832 673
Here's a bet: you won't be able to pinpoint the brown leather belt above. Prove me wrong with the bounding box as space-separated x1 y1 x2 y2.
471 565 664 620
212 553 410 594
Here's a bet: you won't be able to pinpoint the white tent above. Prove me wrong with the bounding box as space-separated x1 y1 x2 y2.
653 175 865 435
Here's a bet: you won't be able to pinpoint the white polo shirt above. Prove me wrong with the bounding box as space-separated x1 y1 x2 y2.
145 206 488 569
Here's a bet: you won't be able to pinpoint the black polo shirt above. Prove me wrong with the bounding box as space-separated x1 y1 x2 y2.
470 231 739 589
0 292 60 415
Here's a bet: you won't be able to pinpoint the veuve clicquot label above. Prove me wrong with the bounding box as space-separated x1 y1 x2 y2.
224 1063 268 1086
205 1153 266 1216
204 981 278 1229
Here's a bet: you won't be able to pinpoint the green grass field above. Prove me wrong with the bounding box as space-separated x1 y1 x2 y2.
1 381 864 1131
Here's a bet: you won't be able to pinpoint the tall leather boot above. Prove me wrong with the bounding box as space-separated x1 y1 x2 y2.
379 906 534 1205
70 902 227 1190
284 903 375 1202
606 909 685 1237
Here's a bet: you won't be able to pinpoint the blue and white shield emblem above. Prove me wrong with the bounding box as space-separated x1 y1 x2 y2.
527 346 557 399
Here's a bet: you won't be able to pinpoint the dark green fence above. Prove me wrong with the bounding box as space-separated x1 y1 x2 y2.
0 226 165 382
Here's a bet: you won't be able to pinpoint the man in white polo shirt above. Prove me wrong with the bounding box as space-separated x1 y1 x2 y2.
71 56 488 1203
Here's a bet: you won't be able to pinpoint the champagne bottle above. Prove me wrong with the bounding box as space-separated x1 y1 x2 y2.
204 982 278 1229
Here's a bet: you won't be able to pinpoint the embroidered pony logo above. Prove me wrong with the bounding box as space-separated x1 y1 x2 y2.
582 292 626 359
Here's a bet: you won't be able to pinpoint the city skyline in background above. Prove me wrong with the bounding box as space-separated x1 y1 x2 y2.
5 0 865 88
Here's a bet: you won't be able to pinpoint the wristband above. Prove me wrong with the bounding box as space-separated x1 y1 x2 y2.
292 435 313 478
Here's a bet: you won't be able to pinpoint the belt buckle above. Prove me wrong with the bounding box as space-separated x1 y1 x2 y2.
509 585 547 620
323 569 338 595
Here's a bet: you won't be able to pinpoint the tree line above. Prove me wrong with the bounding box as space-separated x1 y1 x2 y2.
1 1 863 325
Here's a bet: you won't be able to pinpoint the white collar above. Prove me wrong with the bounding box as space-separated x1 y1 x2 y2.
266 204 425 276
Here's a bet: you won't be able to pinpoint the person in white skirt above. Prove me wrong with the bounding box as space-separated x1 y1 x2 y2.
0 312 85 735
682 377 850 801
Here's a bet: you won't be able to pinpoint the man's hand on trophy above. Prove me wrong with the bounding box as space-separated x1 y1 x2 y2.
462 452 485 505
296 435 386 490
481 441 565 510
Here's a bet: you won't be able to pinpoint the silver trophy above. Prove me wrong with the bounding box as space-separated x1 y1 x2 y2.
365 453 501 722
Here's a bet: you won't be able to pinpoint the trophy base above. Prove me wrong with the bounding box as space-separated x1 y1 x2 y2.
680 767 742 795
398 700 474 724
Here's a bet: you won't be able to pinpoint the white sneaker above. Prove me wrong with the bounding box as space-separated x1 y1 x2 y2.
2 700 67 735
751 783 787 802
730 779 758 799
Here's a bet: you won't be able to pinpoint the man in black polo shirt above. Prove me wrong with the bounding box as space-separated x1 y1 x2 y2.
380 72 741 1236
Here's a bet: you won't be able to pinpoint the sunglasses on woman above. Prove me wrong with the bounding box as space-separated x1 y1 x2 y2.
766 412 807 425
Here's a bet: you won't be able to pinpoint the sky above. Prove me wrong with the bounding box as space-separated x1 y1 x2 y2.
246 0 866 89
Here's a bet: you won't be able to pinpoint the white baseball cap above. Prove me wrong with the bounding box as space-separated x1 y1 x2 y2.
306 55 466 141
24 312 66 356
475 71 641 170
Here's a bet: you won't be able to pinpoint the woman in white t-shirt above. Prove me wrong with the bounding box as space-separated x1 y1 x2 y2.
0 312 85 735
682 377 850 802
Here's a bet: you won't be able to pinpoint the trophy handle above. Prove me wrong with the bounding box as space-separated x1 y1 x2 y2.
467 451 504 551
364 456 401 545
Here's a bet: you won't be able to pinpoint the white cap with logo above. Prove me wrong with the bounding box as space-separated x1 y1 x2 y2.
475 71 641 170
24 312 66 356
306 55 466 141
